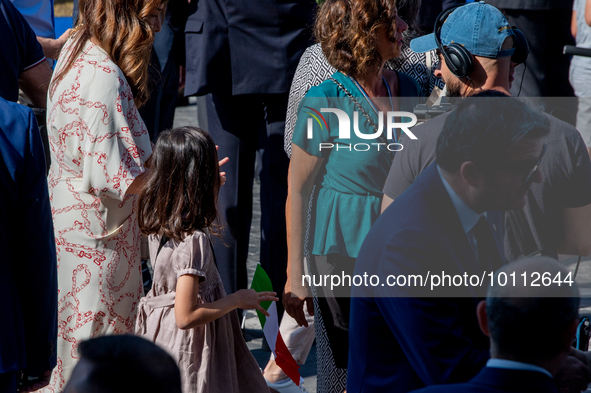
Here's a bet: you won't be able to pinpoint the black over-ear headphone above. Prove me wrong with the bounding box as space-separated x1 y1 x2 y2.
511 27 530 65
434 4 530 79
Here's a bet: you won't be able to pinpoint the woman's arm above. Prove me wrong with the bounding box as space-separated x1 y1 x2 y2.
283 146 325 326
573 10 578 38
175 275 278 329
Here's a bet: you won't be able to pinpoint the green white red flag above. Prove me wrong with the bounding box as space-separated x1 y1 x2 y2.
251 264 301 386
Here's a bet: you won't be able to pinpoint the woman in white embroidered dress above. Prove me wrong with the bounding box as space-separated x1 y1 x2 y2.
43 0 163 389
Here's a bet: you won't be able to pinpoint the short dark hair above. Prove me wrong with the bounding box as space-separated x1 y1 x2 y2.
436 91 550 173
486 296 579 362
397 0 421 36
485 257 580 363
75 335 182 393
138 126 221 242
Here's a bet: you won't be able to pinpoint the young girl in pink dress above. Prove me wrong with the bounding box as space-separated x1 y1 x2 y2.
135 126 276 393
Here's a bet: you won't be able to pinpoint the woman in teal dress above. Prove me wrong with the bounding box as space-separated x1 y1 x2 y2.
287 0 421 391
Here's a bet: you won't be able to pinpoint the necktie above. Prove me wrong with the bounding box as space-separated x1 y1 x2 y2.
472 216 504 272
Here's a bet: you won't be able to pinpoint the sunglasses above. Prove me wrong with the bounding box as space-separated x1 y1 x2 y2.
522 143 546 184
487 143 546 184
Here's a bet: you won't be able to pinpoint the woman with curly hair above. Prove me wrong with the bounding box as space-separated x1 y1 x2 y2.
43 0 163 389
288 0 421 391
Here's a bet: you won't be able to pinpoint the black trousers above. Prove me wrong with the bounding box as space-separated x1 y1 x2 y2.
0 372 17 393
205 93 289 317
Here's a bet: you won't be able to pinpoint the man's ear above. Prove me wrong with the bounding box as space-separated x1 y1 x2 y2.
459 161 484 187
564 318 580 352
477 300 490 337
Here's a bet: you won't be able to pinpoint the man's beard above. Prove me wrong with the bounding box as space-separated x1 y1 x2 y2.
446 79 463 97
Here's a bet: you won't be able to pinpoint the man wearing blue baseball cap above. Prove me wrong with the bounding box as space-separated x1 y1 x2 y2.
382 2 591 262
410 1 516 98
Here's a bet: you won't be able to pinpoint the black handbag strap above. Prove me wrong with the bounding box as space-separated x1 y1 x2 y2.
328 76 390 146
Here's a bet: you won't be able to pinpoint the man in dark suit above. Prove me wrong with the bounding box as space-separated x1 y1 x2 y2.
413 256 585 393
0 97 57 392
347 93 552 392
183 0 316 305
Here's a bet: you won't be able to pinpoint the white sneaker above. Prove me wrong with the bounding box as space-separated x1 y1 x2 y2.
265 377 309 393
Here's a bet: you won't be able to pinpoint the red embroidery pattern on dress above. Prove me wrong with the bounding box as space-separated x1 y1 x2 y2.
42 38 151 392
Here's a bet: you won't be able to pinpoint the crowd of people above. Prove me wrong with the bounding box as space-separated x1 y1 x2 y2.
4 0 591 393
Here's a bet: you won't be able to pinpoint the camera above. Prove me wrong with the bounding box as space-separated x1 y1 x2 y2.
413 103 455 121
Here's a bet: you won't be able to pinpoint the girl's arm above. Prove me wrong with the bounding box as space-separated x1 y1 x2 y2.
283 145 325 327
175 275 278 330
216 145 229 186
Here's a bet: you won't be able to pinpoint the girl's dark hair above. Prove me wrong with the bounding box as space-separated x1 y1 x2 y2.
138 127 221 242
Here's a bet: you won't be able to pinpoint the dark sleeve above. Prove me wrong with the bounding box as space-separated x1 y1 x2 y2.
376 297 489 385
383 137 422 199
15 103 57 374
375 228 489 386
560 122 591 207
0 0 45 72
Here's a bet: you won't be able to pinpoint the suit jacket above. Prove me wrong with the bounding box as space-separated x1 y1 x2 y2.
0 98 57 375
413 366 560 393
184 0 316 97
347 163 505 393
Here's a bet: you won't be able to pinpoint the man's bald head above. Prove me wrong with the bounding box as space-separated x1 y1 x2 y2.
483 257 579 364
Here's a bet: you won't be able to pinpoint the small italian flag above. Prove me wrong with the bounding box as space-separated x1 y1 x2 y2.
251 264 301 386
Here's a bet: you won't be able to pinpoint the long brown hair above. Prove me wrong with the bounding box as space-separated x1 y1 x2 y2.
138 127 221 242
50 0 159 107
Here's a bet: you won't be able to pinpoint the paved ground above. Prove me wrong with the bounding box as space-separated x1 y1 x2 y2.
173 99 318 392
173 98 591 392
